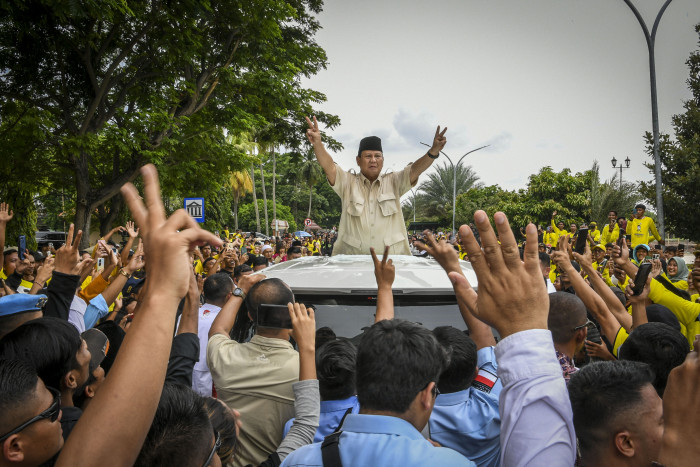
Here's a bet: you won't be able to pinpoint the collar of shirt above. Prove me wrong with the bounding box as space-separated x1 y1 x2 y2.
433 388 477 406
199 303 222 317
357 170 384 187
250 334 294 350
340 414 423 439
320 395 359 413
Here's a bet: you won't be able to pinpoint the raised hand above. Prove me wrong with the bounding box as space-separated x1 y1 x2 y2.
370 246 395 290
120 164 222 299
125 240 146 274
54 223 84 275
458 211 548 338
305 115 322 145
0 202 13 223
431 126 447 154
414 230 460 274
126 220 139 238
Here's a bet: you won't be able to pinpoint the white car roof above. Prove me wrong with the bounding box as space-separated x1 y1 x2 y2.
257 254 478 295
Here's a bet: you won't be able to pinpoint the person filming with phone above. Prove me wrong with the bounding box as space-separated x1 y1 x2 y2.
207 274 312 467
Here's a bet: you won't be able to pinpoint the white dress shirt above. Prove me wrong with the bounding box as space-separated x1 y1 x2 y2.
496 329 576 466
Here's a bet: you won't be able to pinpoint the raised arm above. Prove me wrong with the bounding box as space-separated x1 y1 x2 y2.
415 230 496 349
57 164 222 467
120 220 139 266
305 116 337 186
625 277 651 331
209 273 264 338
459 211 575 466
0 202 13 259
371 246 395 322
410 125 446 185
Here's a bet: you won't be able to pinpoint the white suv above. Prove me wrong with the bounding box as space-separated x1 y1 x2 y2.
258 254 478 339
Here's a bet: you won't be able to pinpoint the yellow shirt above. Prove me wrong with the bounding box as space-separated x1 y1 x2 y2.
589 229 601 243
626 217 661 248
543 231 558 246
331 163 414 255
601 223 620 245
649 279 700 349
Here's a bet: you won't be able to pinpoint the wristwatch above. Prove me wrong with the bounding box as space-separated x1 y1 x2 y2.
119 268 132 279
232 287 246 300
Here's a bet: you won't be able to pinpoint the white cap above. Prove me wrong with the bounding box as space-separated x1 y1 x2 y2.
261 245 273 252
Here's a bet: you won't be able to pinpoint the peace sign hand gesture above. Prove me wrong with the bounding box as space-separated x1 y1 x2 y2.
305 115 322 146
431 125 448 154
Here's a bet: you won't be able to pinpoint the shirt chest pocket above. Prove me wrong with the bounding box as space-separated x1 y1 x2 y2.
377 192 398 216
347 191 365 217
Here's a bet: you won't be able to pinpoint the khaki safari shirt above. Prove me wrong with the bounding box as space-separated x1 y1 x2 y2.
207 333 299 467
331 163 414 255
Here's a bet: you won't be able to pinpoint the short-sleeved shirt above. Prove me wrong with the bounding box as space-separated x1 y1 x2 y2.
331 163 414 255
429 346 502 467
207 333 299 467
280 414 475 467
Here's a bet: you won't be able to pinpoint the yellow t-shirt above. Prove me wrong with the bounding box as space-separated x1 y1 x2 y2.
649 280 700 349
601 223 620 245
589 229 601 243
626 217 661 248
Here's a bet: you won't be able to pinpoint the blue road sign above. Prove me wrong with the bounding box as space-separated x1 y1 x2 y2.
184 198 205 223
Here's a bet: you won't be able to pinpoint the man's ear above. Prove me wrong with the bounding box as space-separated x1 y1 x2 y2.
418 382 436 411
85 382 97 399
4 435 26 462
614 430 636 458
64 370 79 390
356 155 361 166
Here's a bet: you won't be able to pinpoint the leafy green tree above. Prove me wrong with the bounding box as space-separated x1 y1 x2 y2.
589 161 639 226
237 200 297 233
417 162 482 220
640 24 700 240
0 0 336 246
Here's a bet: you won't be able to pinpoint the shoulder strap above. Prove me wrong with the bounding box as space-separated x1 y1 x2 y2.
321 408 352 467
321 431 343 467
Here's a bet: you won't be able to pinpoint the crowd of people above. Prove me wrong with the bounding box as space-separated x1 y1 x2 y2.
1 165 700 466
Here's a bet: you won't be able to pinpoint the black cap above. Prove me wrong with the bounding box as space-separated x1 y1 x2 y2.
635 203 646 210
358 136 382 156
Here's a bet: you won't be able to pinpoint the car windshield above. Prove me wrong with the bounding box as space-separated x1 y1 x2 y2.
295 294 465 339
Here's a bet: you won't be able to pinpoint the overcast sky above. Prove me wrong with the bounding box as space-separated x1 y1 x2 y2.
302 0 700 197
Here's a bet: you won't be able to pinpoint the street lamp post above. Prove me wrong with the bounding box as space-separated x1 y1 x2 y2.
611 156 631 190
621 0 672 239
410 188 418 223
420 142 489 236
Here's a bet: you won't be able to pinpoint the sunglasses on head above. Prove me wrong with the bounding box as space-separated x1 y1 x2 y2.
0 386 61 441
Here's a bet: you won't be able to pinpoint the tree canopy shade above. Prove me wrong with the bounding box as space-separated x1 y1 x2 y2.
641 23 700 241
0 0 339 246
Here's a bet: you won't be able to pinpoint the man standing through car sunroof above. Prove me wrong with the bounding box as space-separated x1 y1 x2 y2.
305 115 446 255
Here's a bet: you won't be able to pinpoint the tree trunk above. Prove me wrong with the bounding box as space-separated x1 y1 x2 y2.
272 149 277 238
307 186 313 220
251 164 260 233
97 196 124 236
260 163 269 236
233 193 239 230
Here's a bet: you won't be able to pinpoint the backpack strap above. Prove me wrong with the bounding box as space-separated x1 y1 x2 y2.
321 431 343 467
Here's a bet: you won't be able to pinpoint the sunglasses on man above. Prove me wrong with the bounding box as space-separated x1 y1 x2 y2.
0 386 61 441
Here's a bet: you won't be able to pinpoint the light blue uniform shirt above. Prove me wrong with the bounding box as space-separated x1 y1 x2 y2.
283 395 360 443
280 413 475 467
429 346 502 467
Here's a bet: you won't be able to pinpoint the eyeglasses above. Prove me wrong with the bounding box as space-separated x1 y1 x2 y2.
573 319 596 332
0 386 61 441
201 431 221 467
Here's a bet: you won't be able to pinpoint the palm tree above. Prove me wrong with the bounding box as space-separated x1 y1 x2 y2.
418 162 482 218
589 161 639 225
230 171 253 230
299 152 325 221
